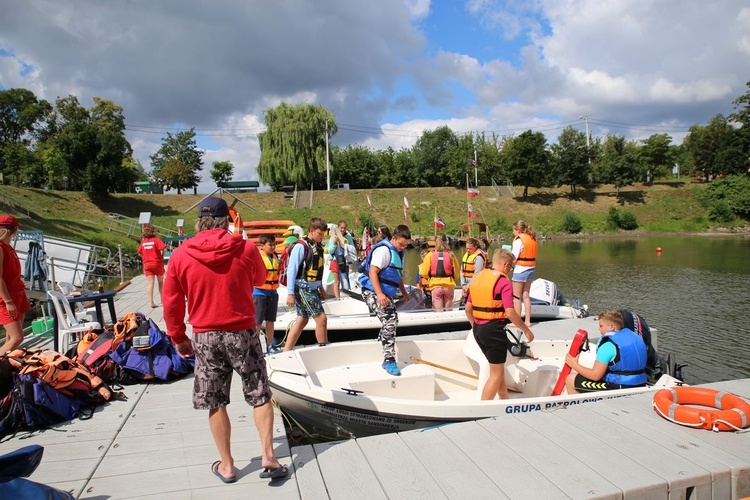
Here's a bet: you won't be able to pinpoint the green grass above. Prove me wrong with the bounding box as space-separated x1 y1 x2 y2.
0 180 737 255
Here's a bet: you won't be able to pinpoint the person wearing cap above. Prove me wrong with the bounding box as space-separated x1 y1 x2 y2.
0 215 30 355
162 197 288 484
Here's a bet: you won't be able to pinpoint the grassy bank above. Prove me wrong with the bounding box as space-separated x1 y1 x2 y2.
0 180 742 254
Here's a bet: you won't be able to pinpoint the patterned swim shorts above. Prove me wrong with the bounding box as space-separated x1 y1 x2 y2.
191 329 272 410
294 286 325 319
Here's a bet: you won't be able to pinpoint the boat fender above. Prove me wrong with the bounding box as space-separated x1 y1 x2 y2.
652 387 750 432
551 329 589 396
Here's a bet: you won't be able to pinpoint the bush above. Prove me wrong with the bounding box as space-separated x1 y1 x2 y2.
560 213 582 233
707 201 736 224
700 175 750 217
606 206 638 230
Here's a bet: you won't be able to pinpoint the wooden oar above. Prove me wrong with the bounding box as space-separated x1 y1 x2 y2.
409 356 522 393
409 356 478 380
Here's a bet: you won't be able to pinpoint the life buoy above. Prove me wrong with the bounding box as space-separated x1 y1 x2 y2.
652 387 750 432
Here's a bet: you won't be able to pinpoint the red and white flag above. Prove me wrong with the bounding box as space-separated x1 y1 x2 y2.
434 217 446 229
403 196 409 210
468 203 479 219
467 187 480 198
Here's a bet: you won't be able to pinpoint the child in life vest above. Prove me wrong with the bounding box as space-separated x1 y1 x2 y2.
253 234 281 354
465 249 535 400
418 234 460 310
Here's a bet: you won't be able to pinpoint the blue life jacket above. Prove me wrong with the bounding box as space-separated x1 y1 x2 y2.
358 239 404 298
600 328 648 386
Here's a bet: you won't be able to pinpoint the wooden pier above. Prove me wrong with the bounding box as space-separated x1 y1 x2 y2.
3 274 750 498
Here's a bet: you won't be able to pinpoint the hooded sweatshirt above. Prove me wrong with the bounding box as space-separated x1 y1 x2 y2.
163 228 265 344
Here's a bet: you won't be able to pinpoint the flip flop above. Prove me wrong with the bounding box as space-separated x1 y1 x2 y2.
212 460 237 484
259 464 289 479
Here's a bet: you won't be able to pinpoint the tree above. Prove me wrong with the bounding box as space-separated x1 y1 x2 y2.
257 103 336 189
412 126 458 187
332 145 380 189
729 81 750 175
150 129 204 194
683 115 739 181
210 160 234 186
0 88 52 185
638 133 674 182
550 126 590 195
597 134 639 196
85 97 133 196
500 130 550 198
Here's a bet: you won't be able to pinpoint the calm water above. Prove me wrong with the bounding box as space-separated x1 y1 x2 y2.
411 235 749 385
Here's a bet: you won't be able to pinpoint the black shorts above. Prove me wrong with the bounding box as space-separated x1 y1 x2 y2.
473 320 508 364
573 374 646 393
253 293 279 324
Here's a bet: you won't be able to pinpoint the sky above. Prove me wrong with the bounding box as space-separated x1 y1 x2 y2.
1 0 749 193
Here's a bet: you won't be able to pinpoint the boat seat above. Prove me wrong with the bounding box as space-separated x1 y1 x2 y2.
344 363 435 401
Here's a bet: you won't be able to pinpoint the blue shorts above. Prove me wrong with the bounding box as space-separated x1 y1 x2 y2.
512 268 535 283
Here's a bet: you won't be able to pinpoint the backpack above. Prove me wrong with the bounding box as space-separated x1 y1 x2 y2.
278 239 310 287
0 374 82 441
74 312 146 385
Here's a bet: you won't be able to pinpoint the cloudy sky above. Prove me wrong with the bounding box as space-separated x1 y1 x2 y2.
1 0 749 193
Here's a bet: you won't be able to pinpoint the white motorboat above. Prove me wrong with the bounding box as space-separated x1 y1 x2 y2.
266 317 682 439
273 277 588 344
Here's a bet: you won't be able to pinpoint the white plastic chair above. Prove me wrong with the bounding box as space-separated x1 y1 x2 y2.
47 290 101 354
57 281 97 322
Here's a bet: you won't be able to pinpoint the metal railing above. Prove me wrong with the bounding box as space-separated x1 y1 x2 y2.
107 212 178 239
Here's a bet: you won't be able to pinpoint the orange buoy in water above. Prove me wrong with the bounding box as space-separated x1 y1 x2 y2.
656 247 662 254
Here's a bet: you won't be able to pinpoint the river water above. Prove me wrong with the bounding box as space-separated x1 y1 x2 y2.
417 235 749 385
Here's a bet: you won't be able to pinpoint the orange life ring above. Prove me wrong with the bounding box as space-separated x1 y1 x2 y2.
653 387 750 431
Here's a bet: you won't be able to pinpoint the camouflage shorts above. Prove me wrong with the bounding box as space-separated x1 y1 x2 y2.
191 329 272 410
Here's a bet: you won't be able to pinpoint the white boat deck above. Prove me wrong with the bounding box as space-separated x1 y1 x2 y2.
4 274 750 498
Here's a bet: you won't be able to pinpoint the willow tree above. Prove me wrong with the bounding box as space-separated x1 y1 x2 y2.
257 103 336 189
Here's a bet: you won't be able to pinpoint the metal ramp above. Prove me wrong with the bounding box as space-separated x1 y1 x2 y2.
492 178 516 198
107 213 178 240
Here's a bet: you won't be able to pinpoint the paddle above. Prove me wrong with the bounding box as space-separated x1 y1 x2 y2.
409 356 522 393
409 356 477 379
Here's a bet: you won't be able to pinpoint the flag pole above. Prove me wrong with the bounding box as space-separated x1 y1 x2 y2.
434 207 437 239
466 173 471 238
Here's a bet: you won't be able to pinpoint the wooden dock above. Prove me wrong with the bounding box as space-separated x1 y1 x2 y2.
3 274 750 498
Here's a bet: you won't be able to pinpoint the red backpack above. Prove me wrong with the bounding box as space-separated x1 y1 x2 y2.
277 240 310 287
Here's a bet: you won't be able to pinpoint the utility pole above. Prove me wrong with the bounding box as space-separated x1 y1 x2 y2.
325 120 330 191
580 116 591 165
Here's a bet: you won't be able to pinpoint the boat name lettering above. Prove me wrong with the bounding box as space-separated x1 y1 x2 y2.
320 406 417 429
543 397 604 410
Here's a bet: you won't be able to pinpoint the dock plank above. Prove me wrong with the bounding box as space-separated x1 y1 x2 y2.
356 431 450 500
439 420 569 499
399 424 508 499
292 445 328 500
313 439 387 499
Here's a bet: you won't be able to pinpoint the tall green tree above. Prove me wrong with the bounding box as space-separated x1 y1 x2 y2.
85 97 133 196
500 130 550 198
333 145 380 188
596 134 639 195
729 81 750 175
412 126 457 187
683 115 739 181
550 126 590 195
210 160 234 186
150 129 204 194
0 88 52 185
638 133 674 182
257 103 336 189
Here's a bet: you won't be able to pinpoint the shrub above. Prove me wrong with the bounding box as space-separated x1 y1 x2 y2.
560 213 582 234
700 175 750 217
707 201 736 224
606 206 638 230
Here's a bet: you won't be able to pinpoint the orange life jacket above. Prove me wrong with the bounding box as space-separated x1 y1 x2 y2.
468 269 509 321
258 252 280 290
429 251 454 278
515 233 538 267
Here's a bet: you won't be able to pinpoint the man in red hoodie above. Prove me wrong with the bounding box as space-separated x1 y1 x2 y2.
163 197 289 484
